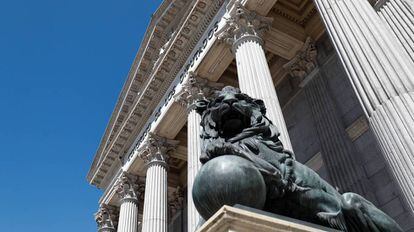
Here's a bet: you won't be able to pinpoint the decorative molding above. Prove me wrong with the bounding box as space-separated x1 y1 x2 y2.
216 2 272 49
283 37 317 81
138 133 180 168
168 186 184 218
95 204 118 232
89 0 227 187
174 72 223 109
87 0 189 184
124 3 226 163
273 3 317 26
114 172 140 203
346 116 369 141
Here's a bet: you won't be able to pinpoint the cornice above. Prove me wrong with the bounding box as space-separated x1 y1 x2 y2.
88 0 226 188
272 0 316 26
87 0 189 183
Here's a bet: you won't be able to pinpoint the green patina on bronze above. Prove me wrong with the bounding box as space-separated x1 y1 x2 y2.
192 86 402 232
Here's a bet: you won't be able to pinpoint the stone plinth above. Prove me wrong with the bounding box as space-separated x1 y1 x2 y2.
196 206 339 232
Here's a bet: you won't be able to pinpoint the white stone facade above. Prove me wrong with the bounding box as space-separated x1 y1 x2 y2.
88 0 414 231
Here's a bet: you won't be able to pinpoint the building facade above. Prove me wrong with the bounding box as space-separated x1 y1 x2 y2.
87 0 414 231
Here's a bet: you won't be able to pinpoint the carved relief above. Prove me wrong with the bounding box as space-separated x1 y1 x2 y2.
91 0 225 187
216 3 272 46
114 172 140 202
138 132 179 167
95 204 117 232
168 186 184 218
283 37 318 80
174 72 223 109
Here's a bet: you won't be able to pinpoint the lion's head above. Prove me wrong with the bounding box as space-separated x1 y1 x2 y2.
195 86 289 163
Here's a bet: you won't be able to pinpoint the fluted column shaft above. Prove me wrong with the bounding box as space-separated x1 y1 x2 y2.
234 38 292 150
115 173 140 232
304 70 369 195
139 133 178 232
216 4 292 150
377 0 414 63
117 199 139 232
141 162 168 232
174 74 222 232
314 0 414 212
187 109 202 231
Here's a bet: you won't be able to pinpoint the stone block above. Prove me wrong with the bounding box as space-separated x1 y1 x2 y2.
395 212 414 231
380 198 405 219
341 106 363 128
197 205 340 232
370 168 393 190
363 157 385 177
375 181 400 206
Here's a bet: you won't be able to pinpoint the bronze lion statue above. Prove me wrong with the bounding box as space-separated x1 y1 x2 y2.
193 86 402 232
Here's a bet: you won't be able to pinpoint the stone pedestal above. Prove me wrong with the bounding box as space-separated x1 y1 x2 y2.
196 206 339 232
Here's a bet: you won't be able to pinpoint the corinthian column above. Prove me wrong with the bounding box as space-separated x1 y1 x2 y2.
376 0 414 63
314 0 414 213
115 172 140 232
95 204 117 232
216 4 292 150
284 38 371 196
174 73 222 232
139 133 179 232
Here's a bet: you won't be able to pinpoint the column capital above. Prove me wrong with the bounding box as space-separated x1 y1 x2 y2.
95 204 117 232
139 132 179 168
168 187 184 218
174 72 223 110
115 172 141 203
283 37 318 82
215 3 272 51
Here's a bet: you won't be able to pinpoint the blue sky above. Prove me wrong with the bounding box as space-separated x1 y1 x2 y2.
0 0 162 231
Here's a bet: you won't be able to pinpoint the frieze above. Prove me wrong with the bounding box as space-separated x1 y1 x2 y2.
88 0 189 185
125 2 226 164
91 0 226 187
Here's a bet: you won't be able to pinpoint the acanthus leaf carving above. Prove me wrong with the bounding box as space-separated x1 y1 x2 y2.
174 72 224 109
138 132 179 167
283 37 318 80
215 2 273 47
114 172 140 202
95 204 117 232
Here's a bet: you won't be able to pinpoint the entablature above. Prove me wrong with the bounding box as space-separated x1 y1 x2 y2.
91 0 326 199
88 0 227 188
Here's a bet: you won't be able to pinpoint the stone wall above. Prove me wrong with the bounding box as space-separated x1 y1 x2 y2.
280 35 414 231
